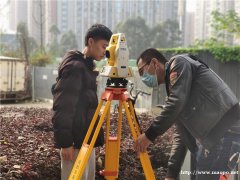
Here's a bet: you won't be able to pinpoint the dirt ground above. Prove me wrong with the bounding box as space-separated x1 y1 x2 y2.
0 100 173 180
0 99 53 109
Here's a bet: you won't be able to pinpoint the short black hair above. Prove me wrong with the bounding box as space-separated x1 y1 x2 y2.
137 48 167 65
85 24 112 46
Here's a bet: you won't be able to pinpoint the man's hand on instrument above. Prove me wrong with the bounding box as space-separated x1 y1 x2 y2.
135 133 152 155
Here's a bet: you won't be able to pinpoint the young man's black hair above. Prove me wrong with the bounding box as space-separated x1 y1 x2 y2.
137 48 168 65
85 24 112 46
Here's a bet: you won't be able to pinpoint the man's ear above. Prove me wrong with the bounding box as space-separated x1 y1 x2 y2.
88 38 94 46
152 58 160 68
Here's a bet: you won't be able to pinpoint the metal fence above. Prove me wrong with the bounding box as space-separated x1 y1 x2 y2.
32 66 58 100
32 52 240 107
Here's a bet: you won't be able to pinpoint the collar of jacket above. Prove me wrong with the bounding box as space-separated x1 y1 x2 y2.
71 50 96 71
82 55 96 71
164 61 171 96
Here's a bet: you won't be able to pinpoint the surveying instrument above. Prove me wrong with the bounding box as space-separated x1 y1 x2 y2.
69 33 156 180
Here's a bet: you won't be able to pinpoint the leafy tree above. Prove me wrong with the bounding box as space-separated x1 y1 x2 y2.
32 0 46 53
212 10 240 36
115 17 181 58
17 22 30 64
30 50 51 66
163 20 182 47
149 24 167 48
16 22 38 64
0 47 22 58
0 30 18 56
48 25 60 58
28 37 38 55
59 30 78 57
115 17 151 59
191 38 224 48
211 10 240 45
150 20 181 48
49 25 60 38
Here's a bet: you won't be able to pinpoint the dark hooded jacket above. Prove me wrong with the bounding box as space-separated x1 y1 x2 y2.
51 50 104 149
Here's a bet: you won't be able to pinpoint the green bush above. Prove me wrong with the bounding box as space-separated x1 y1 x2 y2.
30 51 52 66
158 46 240 63
208 46 240 62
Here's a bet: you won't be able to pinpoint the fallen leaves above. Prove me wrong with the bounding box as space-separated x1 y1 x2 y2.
95 112 174 180
0 107 173 180
0 107 60 180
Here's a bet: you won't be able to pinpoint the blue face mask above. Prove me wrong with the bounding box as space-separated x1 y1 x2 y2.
141 72 158 88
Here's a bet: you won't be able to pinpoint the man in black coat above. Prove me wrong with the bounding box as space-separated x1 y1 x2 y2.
52 24 112 180
135 48 240 180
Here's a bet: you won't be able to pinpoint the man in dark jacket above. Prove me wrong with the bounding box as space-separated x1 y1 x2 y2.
52 24 112 180
135 48 240 180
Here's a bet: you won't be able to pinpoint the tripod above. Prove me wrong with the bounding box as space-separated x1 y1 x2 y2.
69 79 155 180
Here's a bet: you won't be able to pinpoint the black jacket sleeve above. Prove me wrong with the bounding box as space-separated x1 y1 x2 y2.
145 57 193 142
52 62 84 148
166 126 187 178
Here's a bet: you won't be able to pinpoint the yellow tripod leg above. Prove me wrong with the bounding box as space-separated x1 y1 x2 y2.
104 101 123 180
68 100 111 180
117 101 123 166
123 101 156 180
104 103 111 167
128 100 141 135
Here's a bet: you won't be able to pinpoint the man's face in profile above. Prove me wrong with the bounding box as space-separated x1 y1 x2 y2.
89 38 109 61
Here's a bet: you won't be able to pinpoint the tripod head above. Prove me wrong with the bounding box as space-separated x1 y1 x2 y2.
99 33 133 88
